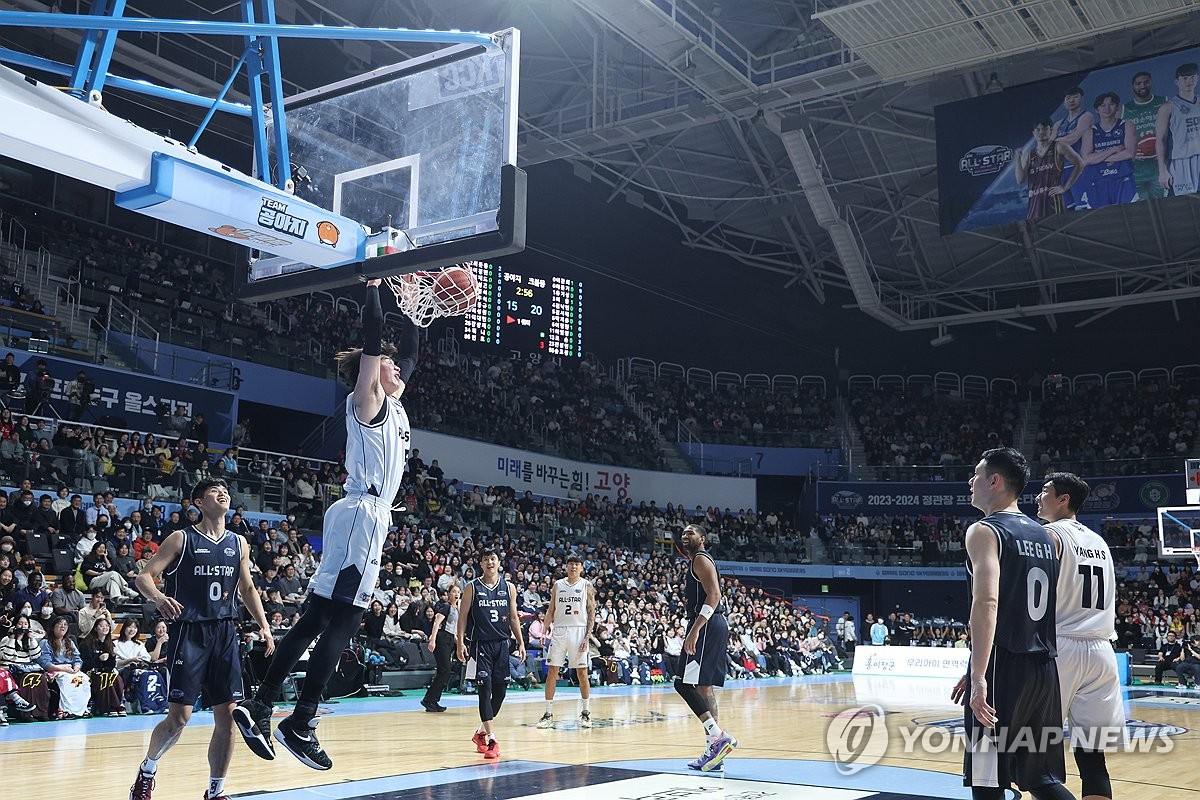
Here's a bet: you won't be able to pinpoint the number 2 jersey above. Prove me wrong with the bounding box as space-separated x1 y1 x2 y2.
966 510 1059 656
551 577 590 627
163 526 241 622
1046 519 1115 640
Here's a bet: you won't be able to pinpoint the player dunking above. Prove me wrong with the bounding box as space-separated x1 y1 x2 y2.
536 552 596 730
1015 118 1084 222
457 549 525 759
951 448 1075 800
1037 473 1124 800
674 523 738 773
129 479 275 800
234 277 416 770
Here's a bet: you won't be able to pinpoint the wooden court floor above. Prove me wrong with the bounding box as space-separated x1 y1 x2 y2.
4 676 1198 800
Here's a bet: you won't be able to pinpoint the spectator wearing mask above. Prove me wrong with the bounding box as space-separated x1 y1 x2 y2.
0 614 48 720
79 616 126 716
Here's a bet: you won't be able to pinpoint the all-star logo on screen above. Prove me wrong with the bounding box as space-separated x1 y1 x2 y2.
258 198 310 239
958 145 1013 177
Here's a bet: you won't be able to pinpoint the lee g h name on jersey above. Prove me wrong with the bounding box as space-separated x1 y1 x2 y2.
1013 538 1054 561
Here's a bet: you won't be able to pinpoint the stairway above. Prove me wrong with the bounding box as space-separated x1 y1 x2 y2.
835 396 871 480
1016 397 1042 456
615 378 694 474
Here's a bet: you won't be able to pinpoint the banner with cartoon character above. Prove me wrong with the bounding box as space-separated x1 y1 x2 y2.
937 45 1200 234
818 475 1182 518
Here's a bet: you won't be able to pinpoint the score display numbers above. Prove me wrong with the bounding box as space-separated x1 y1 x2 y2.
461 262 584 359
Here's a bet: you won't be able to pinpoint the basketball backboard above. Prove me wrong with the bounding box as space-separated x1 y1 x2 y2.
238 28 525 301
1156 506 1200 558
1186 458 1200 505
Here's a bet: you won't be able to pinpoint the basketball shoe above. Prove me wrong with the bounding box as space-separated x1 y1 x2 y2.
472 730 489 752
129 771 154 800
483 738 500 759
697 732 737 772
274 715 332 770
233 698 276 760
536 712 554 729
578 710 592 729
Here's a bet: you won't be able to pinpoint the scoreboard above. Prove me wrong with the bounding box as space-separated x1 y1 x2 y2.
460 261 584 359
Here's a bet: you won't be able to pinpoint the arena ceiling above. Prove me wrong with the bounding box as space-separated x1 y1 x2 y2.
6 0 1200 337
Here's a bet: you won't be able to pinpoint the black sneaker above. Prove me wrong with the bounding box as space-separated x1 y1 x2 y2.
233 698 276 760
421 699 447 712
7 692 35 714
274 715 332 770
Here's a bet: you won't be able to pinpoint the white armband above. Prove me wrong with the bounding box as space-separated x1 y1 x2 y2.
699 604 715 620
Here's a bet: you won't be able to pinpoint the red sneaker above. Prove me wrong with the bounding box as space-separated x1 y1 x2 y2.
129 771 155 800
204 794 230 800
472 730 488 753
483 738 500 759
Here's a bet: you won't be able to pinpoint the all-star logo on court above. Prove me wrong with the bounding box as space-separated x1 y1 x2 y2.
258 197 310 239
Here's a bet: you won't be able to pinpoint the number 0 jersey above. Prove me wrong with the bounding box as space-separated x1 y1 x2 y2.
1046 519 1116 640
163 526 241 622
551 578 590 628
967 511 1059 656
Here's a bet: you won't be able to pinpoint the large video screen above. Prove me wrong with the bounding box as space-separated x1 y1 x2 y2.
936 46 1200 234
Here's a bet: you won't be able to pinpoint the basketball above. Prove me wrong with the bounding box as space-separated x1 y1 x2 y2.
432 266 477 315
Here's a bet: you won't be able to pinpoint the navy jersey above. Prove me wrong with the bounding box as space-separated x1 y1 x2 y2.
163 526 241 622
1058 112 1085 154
685 551 724 619
966 511 1058 656
468 576 512 642
1090 119 1134 181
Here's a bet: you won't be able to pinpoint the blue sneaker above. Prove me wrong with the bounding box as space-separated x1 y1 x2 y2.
698 732 737 772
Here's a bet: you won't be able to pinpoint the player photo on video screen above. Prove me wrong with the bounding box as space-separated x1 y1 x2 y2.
936 45 1200 234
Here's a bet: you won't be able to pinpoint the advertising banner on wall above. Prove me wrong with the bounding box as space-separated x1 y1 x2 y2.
852 645 970 679
412 430 757 511
11 351 236 444
817 476 1178 518
937 46 1200 233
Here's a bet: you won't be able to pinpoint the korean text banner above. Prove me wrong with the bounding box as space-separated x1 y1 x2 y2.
817 475 1179 517
937 46 1200 234
412 429 756 511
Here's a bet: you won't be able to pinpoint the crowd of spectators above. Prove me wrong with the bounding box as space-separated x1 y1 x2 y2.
849 387 1021 473
626 377 838 449
1034 379 1199 475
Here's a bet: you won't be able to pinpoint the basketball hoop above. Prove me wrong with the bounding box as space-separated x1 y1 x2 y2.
382 263 480 327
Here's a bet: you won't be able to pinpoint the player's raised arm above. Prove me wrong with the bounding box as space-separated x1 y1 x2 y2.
393 305 420 398
135 529 186 620
353 279 387 422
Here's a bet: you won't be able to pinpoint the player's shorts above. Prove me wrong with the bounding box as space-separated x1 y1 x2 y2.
307 494 392 608
465 639 510 684
547 626 589 670
677 613 729 688
1133 159 1165 200
1062 163 1083 208
1057 636 1127 751
164 618 244 707
1170 155 1200 195
963 648 1066 792
1088 172 1135 207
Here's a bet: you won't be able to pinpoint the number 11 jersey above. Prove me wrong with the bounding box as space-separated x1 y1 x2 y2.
1046 519 1115 640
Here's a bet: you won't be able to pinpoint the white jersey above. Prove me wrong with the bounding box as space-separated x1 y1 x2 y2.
1168 94 1200 162
551 577 590 627
1048 519 1115 640
307 393 410 608
343 394 410 504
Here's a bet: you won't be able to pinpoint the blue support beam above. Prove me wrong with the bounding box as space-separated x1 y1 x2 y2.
68 0 113 94
0 47 252 116
0 12 499 50
84 0 129 96
256 0 291 191
240 0 271 185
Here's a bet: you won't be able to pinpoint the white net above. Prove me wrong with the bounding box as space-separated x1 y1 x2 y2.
383 263 480 327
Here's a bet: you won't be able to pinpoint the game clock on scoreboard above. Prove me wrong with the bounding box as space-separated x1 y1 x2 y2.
460 262 584 360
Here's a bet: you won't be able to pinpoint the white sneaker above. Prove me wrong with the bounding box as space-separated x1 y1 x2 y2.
579 710 592 729
536 712 554 729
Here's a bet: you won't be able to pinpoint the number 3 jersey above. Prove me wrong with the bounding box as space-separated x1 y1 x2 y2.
163 526 241 622
1046 519 1115 640
967 510 1059 656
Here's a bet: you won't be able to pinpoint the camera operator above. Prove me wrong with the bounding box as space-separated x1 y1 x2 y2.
24 360 54 417
66 370 95 422
1177 635 1200 690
